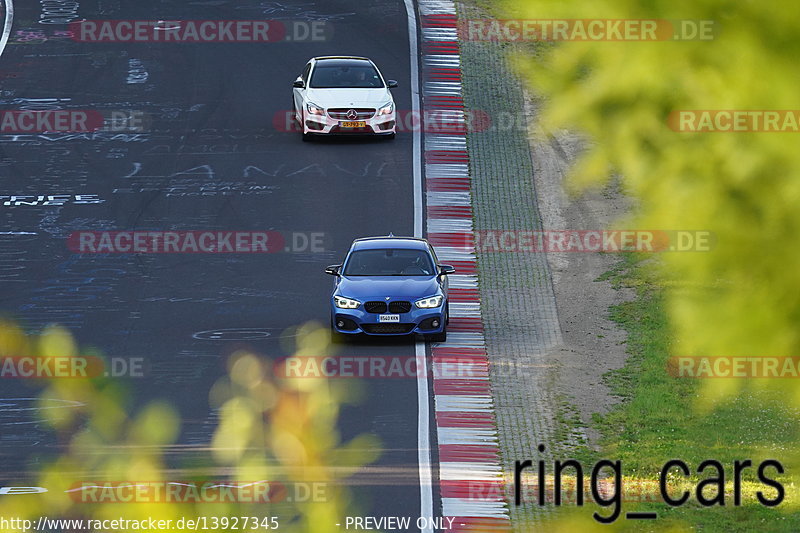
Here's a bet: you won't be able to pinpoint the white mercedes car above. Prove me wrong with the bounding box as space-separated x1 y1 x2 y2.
292 56 397 141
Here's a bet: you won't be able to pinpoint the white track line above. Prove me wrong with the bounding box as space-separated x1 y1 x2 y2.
0 0 14 59
406 0 434 531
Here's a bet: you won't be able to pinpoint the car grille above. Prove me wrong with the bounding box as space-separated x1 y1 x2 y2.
328 108 376 119
389 301 412 313
362 323 415 334
364 301 388 314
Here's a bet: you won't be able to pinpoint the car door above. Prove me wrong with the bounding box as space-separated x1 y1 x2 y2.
293 62 312 120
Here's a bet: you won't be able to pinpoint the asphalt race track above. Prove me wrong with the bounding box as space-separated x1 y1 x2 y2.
0 0 430 524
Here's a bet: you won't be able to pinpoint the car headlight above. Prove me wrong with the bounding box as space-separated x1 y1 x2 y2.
378 102 394 115
306 102 325 116
415 295 443 309
334 296 360 309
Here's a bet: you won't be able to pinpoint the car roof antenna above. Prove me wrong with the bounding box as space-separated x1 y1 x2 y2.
388 232 394 237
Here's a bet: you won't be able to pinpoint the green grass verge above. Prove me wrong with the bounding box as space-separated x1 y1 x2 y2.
549 253 800 532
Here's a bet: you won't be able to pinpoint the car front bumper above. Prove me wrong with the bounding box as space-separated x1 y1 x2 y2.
304 113 396 135
332 304 445 336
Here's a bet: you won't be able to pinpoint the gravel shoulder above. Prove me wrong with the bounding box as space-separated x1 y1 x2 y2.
526 94 636 446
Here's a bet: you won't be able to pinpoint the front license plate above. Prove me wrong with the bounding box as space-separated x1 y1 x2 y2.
378 314 400 323
340 121 366 128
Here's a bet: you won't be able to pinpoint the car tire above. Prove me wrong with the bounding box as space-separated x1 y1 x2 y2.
302 132 312 142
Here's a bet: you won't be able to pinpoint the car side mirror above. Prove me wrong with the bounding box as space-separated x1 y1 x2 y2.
439 264 456 275
293 78 305 88
325 264 341 276
386 80 398 88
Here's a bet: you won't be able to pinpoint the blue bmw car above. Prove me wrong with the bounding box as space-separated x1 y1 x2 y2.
325 236 455 341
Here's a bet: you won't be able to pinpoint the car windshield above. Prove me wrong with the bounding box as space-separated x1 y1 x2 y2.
343 249 435 276
309 64 384 88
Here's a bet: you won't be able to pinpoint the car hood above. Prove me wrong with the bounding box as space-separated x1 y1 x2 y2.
306 88 392 109
336 276 440 300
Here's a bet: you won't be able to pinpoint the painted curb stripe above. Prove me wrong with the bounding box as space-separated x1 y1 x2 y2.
419 0 510 524
423 41 461 54
442 499 509 518
440 480 505 500
436 412 496 428
426 179 471 192
437 426 498 446
426 95 466 108
428 205 473 219
434 379 491 396
427 232 474 248
446 288 480 301
439 445 501 463
447 318 484 331
426 150 470 163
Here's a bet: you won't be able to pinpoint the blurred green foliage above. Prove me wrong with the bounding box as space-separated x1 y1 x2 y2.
508 1 800 399
0 321 379 532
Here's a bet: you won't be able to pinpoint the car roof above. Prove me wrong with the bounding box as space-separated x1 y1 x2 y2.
312 57 373 67
313 56 370 61
351 236 430 251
